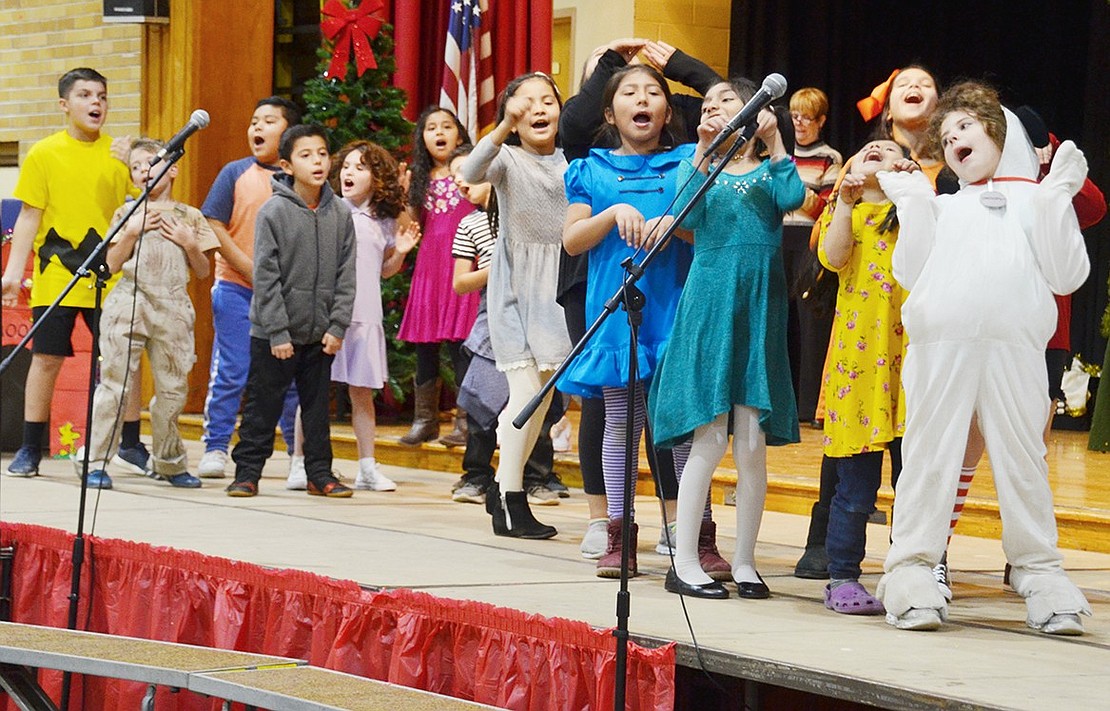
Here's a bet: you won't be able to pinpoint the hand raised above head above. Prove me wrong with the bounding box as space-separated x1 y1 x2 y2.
641 41 677 70
606 37 648 62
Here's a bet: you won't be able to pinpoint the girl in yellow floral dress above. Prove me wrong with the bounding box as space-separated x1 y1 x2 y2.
817 138 916 615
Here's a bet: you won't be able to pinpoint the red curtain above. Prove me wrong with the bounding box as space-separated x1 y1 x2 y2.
391 0 552 122
2 522 675 710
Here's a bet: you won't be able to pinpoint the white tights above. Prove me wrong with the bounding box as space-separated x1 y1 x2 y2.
674 406 767 585
495 366 554 492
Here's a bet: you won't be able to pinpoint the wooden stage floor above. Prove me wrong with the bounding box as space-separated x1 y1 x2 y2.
1 435 1107 710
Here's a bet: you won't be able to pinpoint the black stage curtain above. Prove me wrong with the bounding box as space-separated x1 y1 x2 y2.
728 0 1109 363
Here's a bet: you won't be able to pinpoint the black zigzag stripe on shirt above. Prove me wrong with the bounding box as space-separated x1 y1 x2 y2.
38 227 106 276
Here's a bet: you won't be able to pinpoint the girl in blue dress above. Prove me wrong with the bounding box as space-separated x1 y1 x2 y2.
562 64 727 579
649 78 805 598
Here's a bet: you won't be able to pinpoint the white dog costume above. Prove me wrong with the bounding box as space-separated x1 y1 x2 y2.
875 108 1091 631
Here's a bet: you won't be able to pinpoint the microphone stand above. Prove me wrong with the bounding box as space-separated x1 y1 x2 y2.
511 124 758 711
0 147 184 711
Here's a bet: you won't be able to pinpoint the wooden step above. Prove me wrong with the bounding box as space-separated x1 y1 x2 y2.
170 414 1110 554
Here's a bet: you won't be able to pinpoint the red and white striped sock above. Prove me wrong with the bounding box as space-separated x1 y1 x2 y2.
948 466 976 543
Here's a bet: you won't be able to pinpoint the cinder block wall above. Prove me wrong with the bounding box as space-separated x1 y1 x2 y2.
635 0 730 84
0 0 143 159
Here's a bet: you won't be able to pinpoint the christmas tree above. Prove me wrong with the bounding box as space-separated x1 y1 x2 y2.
303 0 416 404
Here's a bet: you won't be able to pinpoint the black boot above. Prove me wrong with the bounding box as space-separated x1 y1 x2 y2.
485 480 508 534
498 490 557 539
794 499 831 579
400 379 441 445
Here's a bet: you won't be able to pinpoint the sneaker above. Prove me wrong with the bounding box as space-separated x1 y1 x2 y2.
307 479 353 498
933 562 953 601
85 469 113 490
1032 613 1084 636
544 474 570 498
551 417 572 452
197 450 228 479
285 455 307 490
112 442 150 475
451 480 486 504
226 480 257 497
885 607 945 631
354 462 396 491
5 445 42 477
526 485 560 506
655 521 677 555
579 518 608 559
165 472 202 489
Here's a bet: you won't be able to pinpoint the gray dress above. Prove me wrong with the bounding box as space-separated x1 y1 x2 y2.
462 136 572 371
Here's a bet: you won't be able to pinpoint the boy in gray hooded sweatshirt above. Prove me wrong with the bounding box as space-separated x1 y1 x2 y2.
228 124 357 498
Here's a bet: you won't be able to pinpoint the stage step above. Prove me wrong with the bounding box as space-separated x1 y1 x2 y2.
171 414 1110 554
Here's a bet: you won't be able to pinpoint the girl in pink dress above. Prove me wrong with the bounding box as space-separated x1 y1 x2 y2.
331 141 419 490
398 107 480 445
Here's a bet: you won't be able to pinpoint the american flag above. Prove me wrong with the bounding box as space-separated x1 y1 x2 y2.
439 0 494 143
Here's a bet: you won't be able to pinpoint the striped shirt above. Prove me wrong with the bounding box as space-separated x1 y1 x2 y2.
784 141 843 227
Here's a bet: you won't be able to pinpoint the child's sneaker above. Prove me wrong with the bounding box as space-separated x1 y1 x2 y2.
112 442 150 475
197 450 228 479
354 461 396 491
551 416 572 452
85 469 113 490
5 445 41 477
307 478 353 498
285 455 307 490
933 561 953 601
226 480 257 497
527 484 559 506
451 479 486 504
544 473 570 498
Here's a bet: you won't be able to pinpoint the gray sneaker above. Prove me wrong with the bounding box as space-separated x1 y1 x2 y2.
451 481 486 504
526 485 560 506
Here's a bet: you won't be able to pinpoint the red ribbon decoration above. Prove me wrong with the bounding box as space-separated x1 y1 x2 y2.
321 0 384 80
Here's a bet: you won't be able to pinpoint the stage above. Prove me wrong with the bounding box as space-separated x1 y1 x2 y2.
0 435 1107 710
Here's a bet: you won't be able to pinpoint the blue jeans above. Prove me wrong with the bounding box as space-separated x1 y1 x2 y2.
203 281 298 453
826 440 902 580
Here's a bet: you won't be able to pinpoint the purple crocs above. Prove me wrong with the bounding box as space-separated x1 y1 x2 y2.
824 582 885 615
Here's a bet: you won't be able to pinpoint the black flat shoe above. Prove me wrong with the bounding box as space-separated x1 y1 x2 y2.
665 569 730 599
736 575 771 600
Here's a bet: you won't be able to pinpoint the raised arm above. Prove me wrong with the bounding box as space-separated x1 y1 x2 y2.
1032 140 1091 294
879 169 939 291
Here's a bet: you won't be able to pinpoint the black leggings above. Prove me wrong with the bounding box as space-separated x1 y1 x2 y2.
414 341 465 387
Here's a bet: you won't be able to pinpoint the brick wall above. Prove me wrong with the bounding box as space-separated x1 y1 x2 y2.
634 0 730 82
0 0 143 161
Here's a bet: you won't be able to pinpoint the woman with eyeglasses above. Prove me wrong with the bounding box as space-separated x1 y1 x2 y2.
782 88 843 432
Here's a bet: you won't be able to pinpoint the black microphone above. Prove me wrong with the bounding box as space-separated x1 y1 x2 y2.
149 109 210 166
704 73 788 156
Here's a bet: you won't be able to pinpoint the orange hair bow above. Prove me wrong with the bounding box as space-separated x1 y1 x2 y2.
857 69 900 122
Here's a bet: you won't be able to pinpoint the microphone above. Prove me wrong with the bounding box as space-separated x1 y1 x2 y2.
704 73 787 156
149 109 210 166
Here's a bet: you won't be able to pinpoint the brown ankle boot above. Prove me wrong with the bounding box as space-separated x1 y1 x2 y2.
399 379 440 445
438 408 468 447
596 518 638 578
698 520 733 581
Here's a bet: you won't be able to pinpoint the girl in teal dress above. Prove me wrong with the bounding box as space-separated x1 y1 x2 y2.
649 78 805 598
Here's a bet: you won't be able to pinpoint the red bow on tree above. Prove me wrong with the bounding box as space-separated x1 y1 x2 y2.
321 0 384 80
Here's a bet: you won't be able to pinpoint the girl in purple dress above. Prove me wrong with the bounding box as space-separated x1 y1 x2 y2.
331 141 420 490
398 107 479 445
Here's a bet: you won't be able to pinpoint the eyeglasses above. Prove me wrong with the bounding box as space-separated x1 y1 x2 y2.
790 112 817 125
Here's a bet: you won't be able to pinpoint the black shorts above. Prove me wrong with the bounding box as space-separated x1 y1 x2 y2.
30 305 98 357
1045 348 1068 402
